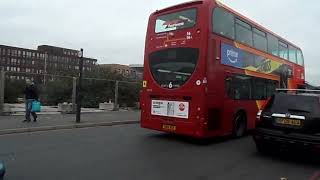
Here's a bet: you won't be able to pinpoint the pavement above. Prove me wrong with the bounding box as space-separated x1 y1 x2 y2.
0 111 140 135
3 103 109 115
0 124 318 180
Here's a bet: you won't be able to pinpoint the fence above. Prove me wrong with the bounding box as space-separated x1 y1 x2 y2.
0 70 141 115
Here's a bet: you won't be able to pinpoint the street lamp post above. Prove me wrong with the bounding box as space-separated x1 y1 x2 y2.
76 49 84 123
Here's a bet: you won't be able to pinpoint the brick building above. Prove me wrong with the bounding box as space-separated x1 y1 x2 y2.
99 64 143 80
0 44 97 81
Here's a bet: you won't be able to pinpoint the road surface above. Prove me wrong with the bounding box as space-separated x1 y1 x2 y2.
0 124 318 180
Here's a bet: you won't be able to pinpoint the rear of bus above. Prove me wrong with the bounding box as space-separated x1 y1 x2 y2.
140 1 209 137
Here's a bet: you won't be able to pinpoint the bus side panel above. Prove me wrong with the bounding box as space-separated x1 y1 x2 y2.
206 38 233 136
206 38 262 137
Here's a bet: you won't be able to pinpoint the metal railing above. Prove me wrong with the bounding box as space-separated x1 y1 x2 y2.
0 70 141 115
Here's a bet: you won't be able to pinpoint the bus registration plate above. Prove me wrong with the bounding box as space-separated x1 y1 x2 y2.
162 124 176 131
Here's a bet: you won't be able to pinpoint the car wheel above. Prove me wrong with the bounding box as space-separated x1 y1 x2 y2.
233 112 247 138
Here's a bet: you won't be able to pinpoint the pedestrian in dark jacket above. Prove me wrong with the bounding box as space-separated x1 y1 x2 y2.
23 80 38 122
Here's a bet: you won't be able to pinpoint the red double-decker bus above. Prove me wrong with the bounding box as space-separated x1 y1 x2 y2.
140 0 305 138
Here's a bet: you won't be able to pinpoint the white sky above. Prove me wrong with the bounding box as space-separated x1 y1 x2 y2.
0 0 319 84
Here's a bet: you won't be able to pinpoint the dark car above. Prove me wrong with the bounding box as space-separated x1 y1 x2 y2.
253 91 320 153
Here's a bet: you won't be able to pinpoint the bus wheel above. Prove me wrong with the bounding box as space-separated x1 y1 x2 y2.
233 112 247 138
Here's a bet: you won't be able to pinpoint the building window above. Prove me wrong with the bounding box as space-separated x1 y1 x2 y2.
12 49 17 56
213 7 235 39
235 19 253 46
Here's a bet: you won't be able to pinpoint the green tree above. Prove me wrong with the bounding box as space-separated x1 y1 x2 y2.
4 79 26 103
40 78 73 106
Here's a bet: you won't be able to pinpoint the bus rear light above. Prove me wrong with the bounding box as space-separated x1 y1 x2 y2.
197 107 201 111
196 29 201 34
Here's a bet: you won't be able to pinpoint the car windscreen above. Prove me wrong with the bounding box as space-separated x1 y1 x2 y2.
266 94 320 113
149 48 199 89
155 8 197 33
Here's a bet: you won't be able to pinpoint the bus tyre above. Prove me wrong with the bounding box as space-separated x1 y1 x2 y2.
233 112 247 138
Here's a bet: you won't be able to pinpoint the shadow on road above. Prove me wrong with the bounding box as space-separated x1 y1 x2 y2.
144 132 248 146
253 147 320 166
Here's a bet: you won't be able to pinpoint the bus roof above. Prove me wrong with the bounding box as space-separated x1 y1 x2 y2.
153 0 302 50
154 0 203 15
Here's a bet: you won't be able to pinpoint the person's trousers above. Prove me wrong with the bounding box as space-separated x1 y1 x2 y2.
25 99 37 121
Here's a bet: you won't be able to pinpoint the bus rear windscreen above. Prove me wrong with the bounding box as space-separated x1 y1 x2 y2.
155 8 197 33
149 48 199 89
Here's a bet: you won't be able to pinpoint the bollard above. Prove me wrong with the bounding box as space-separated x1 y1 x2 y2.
0 70 5 115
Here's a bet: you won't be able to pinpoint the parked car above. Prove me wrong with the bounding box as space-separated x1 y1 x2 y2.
253 91 320 153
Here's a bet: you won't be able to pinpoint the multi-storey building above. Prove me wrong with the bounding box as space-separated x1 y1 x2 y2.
0 44 97 81
99 64 143 80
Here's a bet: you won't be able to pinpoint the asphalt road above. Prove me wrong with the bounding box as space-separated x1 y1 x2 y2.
0 124 318 180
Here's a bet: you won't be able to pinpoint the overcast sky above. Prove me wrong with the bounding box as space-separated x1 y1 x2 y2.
0 0 319 84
